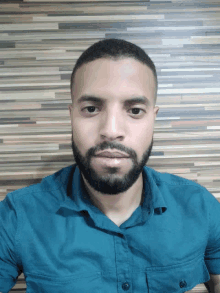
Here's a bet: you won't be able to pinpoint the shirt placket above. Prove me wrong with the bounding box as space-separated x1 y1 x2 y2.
114 232 132 293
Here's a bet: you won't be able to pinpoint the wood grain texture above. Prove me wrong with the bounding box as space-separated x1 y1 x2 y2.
0 0 219 292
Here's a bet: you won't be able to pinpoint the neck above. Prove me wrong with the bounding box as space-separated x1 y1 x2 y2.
81 173 143 225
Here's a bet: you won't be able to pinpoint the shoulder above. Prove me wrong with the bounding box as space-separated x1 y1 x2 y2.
144 165 203 191
145 166 199 187
1 164 77 211
144 166 216 207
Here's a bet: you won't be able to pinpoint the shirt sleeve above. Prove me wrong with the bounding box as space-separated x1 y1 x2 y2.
0 193 21 292
204 189 220 275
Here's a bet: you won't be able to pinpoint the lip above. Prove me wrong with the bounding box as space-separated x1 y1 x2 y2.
94 150 130 158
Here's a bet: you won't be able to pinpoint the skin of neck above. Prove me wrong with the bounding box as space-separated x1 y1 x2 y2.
81 172 144 218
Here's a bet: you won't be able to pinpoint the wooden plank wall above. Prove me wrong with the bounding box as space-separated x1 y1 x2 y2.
0 0 219 292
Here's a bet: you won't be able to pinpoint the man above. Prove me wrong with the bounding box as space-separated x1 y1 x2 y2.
0 38 220 293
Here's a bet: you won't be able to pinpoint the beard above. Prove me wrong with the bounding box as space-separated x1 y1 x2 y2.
71 134 153 195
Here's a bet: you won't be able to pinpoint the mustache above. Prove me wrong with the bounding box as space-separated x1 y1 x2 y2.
86 141 137 159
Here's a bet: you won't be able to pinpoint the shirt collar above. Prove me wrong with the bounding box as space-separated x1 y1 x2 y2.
142 166 167 215
56 164 167 216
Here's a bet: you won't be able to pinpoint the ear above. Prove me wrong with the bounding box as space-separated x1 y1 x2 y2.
154 106 159 117
68 104 72 115
68 104 73 127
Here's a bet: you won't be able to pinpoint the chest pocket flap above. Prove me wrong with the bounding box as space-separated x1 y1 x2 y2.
25 271 102 293
146 255 210 293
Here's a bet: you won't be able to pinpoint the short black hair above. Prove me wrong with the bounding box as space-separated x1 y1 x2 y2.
70 38 158 105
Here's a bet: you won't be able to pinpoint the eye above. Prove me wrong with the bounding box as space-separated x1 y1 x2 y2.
81 106 100 116
85 106 97 113
129 108 145 117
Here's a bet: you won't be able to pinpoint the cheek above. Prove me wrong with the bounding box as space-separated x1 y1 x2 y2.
133 119 154 141
131 120 154 153
72 118 97 153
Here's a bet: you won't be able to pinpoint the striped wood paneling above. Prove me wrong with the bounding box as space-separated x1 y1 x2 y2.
0 0 219 292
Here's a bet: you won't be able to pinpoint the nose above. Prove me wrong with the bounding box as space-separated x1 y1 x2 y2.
99 107 125 141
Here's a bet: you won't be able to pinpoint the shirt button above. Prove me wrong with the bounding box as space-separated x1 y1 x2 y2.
122 282 130 291
179 280 187 288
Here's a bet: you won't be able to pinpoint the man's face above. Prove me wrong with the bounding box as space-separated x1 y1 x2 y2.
68 58 159 194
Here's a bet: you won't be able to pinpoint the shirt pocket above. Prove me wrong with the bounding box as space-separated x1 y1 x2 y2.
25 271 102 293
146 255 210 293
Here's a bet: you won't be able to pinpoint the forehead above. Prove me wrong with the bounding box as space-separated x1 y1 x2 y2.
72 57 156 104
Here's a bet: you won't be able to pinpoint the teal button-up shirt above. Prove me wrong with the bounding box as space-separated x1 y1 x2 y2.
1 164 220 292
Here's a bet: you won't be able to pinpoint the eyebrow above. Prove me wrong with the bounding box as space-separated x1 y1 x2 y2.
77 95 151 107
